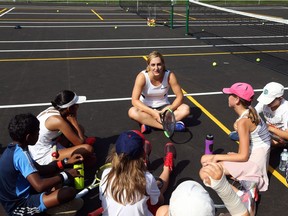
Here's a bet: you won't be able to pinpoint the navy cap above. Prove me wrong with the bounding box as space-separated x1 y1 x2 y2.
115 130 145 159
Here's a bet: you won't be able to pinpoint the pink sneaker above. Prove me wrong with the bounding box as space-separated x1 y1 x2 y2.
239 190 256 216
141 124 151 134
164 142 176 171
85 137 96 145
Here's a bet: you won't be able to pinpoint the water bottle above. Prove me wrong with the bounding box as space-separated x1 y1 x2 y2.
279 149 288 171
285 163 288 184
205 134 214 155
74 163 84 189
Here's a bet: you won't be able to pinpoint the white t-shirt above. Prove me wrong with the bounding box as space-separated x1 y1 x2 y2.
99 168 160 216
255 99 288 130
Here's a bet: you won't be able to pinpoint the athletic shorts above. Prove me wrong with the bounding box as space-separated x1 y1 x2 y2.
151 104 170 111
10 193 46 216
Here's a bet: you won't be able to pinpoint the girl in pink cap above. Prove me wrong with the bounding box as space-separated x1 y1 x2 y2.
201 82 271 216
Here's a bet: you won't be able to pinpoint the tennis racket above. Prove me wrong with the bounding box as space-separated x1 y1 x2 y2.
160 108 176 138
75 163 111 199
270 133 288 145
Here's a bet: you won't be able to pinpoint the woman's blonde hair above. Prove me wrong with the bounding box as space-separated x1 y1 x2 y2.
146 50 166 72
103 150 147 205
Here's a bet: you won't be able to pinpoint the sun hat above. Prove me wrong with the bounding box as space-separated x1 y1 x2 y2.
115 130 145 159
169 180 215 216
222 82 254 102
57 93 86 109
257 82 284 105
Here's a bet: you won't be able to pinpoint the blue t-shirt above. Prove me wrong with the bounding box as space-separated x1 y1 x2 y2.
0 143 37 214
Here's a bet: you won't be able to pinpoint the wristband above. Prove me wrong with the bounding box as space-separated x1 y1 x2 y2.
57 160 64 170
59 171 69 182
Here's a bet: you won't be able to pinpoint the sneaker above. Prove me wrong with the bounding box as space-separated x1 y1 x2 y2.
239 180 259 202
164 142 176 171
229 131 239 141
85 137 96 145
239 190 256 216
141 124 151 134
174 121 185 132
144 139 152 168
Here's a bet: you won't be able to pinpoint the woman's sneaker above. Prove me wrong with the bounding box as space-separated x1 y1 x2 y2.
164 142 176 171
175 121 185 132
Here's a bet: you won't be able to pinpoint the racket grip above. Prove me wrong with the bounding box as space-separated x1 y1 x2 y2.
75 188 89 199
88 207 104 216
51 145 59 158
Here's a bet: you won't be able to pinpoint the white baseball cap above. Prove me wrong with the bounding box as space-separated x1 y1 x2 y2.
257 82 284 105
169 180 215 216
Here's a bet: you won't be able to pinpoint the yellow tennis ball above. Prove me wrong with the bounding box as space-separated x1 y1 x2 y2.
212 62 217 67
114 26 118 29
56 10 59 12
256 58 261 62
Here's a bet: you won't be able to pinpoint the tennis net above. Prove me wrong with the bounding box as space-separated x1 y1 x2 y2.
187 0 288 74
119 0 175 26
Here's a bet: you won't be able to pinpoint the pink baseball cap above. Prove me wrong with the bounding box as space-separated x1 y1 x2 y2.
222 82 254 102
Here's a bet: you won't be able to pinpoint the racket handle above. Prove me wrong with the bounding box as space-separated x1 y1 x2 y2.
88 207 104 216
51 145 59 158
75 188 89 199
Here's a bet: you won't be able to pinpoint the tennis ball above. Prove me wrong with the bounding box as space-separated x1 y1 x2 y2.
212 62 217 67
201 28 204 31
114 26 118 29
256 58 261 62
56 10 59 12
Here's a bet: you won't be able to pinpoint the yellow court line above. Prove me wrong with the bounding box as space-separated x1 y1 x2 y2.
91 9 104 21
0 55 143 62
0 8 7 14
182 88 288 188
1 49 288 62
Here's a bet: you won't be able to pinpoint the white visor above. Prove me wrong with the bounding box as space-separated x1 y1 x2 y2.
57 94 86 109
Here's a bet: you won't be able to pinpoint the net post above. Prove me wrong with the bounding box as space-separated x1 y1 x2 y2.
170 0 174 29
185 0 190 35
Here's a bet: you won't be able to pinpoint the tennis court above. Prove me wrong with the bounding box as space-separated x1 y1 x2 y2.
0 1 287 215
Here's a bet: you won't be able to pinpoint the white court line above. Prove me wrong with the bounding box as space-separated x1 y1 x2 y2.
1 88 287 109
0 24 164 27
0 7 15 18
0 37 197 43
0 42 287 53
0 35 286 43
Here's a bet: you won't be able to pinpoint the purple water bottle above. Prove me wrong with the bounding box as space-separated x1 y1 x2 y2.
205 134 214 155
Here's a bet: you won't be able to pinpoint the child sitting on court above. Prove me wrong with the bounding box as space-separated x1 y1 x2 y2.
99 130 176 216
0 113 84 215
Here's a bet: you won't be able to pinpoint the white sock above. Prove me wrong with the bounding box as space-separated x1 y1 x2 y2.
204 174 247 216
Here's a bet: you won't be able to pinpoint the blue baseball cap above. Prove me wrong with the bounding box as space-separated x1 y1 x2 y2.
115 130 145 159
